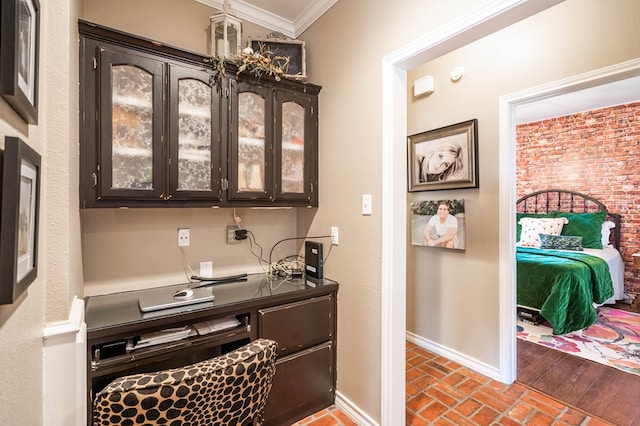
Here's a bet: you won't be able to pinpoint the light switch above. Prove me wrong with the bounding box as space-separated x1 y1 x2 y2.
362 194 372 215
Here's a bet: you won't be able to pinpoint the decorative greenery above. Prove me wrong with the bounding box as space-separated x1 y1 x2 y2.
410 200 465 216
204 42 290 85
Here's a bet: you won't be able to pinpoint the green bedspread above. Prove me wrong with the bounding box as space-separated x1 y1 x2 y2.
516 246 613 335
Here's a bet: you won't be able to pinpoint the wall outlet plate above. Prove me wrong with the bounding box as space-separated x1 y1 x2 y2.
200 261 213 277
227 226 240 244
178 228 190 247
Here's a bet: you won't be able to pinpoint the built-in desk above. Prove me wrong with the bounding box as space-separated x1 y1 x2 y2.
85 274 338 426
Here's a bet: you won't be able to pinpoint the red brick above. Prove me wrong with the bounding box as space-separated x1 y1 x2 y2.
525 411 555 426
456 398 482 416
407 392 434 412
419 401 448 422
557 407 588 426
471 406 500 425
506 401 535 423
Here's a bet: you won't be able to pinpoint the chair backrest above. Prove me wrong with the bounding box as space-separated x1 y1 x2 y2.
93 338 278 426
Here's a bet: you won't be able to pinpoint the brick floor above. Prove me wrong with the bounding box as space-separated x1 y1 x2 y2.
293 341 612 425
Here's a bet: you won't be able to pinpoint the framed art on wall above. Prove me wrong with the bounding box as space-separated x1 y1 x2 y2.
0 136 41 304
410 199 466 250
408 119 478 192
0 0 40 124
249 36 306 80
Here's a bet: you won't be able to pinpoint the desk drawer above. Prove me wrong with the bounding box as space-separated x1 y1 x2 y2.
258 295 333 357
263 342 333 425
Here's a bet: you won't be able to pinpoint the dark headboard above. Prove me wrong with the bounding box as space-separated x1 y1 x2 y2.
516 189 621 250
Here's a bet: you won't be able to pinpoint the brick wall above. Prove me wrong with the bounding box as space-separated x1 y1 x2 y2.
516 101 640 297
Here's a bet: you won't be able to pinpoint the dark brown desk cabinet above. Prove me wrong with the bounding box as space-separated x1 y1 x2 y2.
85 276 337 426
259 295 334 424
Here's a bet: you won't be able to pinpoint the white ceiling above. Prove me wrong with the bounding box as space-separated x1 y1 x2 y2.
194 0 337 39
515 76 640 124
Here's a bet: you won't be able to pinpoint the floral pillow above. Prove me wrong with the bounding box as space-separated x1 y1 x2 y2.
518 217 568 247
601 220 615 248
539 234 583 251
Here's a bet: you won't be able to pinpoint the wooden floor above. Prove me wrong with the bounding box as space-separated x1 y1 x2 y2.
517 338 640 426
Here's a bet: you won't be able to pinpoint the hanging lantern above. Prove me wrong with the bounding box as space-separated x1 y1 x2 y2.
209 0 242 58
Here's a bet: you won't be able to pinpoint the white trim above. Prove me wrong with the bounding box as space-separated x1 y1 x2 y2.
43 297 86 426
195 0 338 38
335 391 378 426
498 56 640 383
498 95 518 384
381 0 564 422
293 0 339 38
381 58 407 424
42 296 85 340
407 331 501 381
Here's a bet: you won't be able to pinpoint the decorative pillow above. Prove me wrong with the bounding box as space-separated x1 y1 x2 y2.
601 221 615 248
518 217 568 247
515 212 555 242
552 211 607 249
539 233 583 251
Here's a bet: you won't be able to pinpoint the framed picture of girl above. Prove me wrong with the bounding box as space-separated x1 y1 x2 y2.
407 119 478 191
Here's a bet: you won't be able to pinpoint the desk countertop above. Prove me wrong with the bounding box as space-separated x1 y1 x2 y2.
85 274 338 333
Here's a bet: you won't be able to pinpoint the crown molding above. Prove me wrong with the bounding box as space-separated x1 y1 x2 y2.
195 0 337 38
293 0 338 37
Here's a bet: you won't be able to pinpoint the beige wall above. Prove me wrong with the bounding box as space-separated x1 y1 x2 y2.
300 0 496 420
406 0 640 368
80 0 301 295
0 1 83 425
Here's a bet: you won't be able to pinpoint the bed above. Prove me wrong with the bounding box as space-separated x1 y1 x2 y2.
516 189 624 334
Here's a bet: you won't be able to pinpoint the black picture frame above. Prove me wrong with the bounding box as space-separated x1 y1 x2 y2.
0 136 41 304
408 119 479 192
249 37 306 80
0 0 40 124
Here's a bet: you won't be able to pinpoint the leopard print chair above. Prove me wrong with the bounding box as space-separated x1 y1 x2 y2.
93 338 278 426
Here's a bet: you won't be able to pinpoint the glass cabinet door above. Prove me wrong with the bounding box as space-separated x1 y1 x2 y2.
98 48 164 200
274 89 316 204
228 81 273 201
168 65 221 200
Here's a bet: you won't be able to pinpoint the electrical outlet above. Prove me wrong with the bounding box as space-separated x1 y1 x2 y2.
331 227 339 245
200 261 213 277
177 228 190 247
227 226 240 244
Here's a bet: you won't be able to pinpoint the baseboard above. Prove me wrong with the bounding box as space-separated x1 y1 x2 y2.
335 391 379 426
43 296 86 426
406 330 501 382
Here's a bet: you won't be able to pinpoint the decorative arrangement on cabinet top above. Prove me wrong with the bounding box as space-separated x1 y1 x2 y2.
205 42 291 84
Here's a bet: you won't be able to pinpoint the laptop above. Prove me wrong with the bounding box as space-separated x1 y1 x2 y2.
138 285 214 313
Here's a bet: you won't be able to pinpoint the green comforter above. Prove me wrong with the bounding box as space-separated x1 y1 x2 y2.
516 246 613 335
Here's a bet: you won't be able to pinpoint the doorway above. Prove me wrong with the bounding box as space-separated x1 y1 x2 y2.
381 1 567 422
503 59 640 375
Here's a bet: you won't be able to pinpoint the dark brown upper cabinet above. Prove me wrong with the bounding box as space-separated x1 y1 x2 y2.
79 20 320 208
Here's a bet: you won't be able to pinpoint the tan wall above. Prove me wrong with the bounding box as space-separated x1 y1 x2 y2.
83 0 272 56
406 0 640 368
0 1 83 425
80 0 300 295
300 0 494 420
